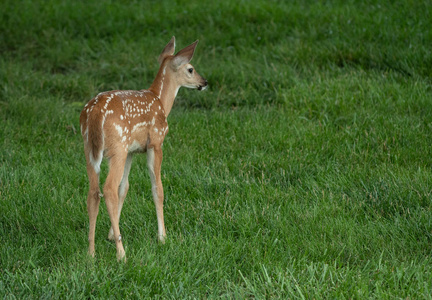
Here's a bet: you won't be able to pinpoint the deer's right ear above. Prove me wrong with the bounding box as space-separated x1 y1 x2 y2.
172 40 198 69
158 36 176 65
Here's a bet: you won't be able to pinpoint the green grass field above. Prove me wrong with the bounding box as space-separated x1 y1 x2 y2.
1 0 432 298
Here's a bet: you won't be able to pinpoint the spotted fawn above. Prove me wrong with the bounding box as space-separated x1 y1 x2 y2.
80 37 208 261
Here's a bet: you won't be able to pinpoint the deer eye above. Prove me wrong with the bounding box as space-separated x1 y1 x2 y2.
188 68 193 74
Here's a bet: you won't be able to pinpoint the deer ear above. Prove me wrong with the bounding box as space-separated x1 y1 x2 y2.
158 36 176 65
172 40 198 69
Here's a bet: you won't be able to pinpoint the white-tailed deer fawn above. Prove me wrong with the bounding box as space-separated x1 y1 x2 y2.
79 37 207 261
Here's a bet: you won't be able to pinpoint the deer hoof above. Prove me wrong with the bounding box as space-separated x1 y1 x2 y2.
117 250 126 262
158 235 166 244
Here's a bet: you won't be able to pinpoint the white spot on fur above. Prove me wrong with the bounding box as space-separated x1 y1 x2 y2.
114 124 123 137
159 66 166 98
132 121 147 133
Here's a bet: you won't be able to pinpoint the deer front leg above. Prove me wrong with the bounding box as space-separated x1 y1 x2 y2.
147 147 166 243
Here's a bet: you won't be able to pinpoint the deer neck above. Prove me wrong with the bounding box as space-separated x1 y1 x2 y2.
149 64 180 117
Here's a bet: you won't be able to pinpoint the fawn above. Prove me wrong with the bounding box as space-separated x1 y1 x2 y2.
79 37 207 261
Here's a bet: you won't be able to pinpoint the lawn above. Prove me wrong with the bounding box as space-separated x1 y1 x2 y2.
1 0 432 298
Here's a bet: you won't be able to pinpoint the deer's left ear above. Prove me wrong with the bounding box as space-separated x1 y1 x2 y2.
158 36 176 65
172 40 198 69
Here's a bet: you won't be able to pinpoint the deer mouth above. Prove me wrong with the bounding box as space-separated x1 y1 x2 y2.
198 80 208 91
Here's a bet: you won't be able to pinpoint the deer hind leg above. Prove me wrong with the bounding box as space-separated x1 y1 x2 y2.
86 156 102 258
108 154 133 241
104 152 128 261
147 147 166 243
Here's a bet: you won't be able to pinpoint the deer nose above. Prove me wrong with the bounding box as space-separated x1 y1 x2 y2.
198 80 208 91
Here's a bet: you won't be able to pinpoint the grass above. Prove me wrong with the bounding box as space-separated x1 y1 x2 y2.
1 0 432 298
